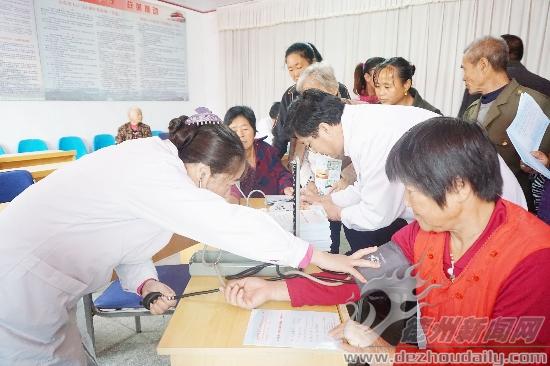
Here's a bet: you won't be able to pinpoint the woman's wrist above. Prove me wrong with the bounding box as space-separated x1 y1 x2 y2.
137 278 157 296
269 280 291 302
310 248 325 268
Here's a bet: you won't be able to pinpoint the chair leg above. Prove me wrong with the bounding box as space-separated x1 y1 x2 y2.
82 294 96 351
134 316 142 333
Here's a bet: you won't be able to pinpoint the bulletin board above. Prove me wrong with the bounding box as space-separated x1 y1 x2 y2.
0 0 189 101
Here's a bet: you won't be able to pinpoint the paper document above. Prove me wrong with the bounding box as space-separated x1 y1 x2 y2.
265 195 294 211
506 93 550 179
243 309 340 350
267 206 332 251
268 210 294 232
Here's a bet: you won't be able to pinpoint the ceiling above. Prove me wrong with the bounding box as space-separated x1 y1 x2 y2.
159 0 253 13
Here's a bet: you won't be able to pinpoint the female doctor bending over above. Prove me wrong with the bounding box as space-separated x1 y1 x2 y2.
0 108 376 365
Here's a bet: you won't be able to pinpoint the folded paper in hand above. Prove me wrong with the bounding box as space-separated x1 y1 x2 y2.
506 93 550 179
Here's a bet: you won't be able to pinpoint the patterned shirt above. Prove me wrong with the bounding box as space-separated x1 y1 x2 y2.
116 122 152 144
231 138 293 198
533 174 550 224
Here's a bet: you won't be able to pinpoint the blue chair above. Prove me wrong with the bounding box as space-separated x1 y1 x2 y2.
0 146 5 155
58 136 88 159
18 139 48 153
0 170 34 203
151 130 165 137
93 134 115 151
83 264 190 351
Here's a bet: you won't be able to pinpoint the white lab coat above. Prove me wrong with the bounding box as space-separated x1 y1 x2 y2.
330 104 526 231
0 137 309 365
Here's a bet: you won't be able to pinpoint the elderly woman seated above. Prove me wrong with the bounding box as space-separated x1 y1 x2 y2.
224 105 293 201
222 117 550 359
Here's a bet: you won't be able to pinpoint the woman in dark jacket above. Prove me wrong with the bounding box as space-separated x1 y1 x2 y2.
272 42 350 160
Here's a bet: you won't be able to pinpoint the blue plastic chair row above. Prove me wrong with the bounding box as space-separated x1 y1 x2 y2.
8 131 170 155
13 134 118 157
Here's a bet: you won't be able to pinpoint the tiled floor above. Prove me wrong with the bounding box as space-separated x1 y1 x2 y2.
79 234 351 365
77 304 172 366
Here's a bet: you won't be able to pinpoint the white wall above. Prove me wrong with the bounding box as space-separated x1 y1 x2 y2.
0 2 222 153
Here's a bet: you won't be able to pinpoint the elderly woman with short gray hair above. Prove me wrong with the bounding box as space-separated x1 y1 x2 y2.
296 62 340 95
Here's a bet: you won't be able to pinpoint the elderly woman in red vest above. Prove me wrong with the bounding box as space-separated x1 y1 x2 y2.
222 117 550 363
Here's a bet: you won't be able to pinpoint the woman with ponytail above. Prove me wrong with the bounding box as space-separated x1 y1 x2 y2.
373 57 442 115
354 57 385 103
272 42 351 161
0 107 378 365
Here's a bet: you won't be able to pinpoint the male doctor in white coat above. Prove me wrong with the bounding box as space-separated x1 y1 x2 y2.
289 89 526 252
0 110 377 365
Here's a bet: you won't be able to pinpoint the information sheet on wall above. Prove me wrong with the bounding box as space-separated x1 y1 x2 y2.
0 0 188 101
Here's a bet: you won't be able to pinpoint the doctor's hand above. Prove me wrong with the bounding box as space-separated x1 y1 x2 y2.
299 182 319 209
301 185 323 204
221 277 290 310
141 280 177 315
302 184 345 218
319 196 343 221
302 185 343 220
327 178 350 193
304 192 343 221
311 247 380 283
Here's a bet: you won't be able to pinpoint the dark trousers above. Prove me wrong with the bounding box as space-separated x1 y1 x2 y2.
329 220 342 254
520 172 536 213
343 218 408 254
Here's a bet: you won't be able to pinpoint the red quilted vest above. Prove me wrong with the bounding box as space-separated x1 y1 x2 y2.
413 200 550 349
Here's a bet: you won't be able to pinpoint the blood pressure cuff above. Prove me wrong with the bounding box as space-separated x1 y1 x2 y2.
355 241 416 297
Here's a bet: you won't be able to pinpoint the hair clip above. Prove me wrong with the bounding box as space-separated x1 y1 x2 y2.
186 107 223 126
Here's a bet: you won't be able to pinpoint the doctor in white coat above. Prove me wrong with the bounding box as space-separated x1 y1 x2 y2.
0 109 376 365
288 90 526 252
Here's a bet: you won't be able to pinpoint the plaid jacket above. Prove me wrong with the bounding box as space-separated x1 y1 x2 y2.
116 122 152 143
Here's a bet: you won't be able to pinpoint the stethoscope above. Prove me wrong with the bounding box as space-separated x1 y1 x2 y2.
142 185 356 310
141 289 220 310
141 266 356 310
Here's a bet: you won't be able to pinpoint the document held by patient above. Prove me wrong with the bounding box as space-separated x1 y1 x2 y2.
243 309 340 350
506 93 550 179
